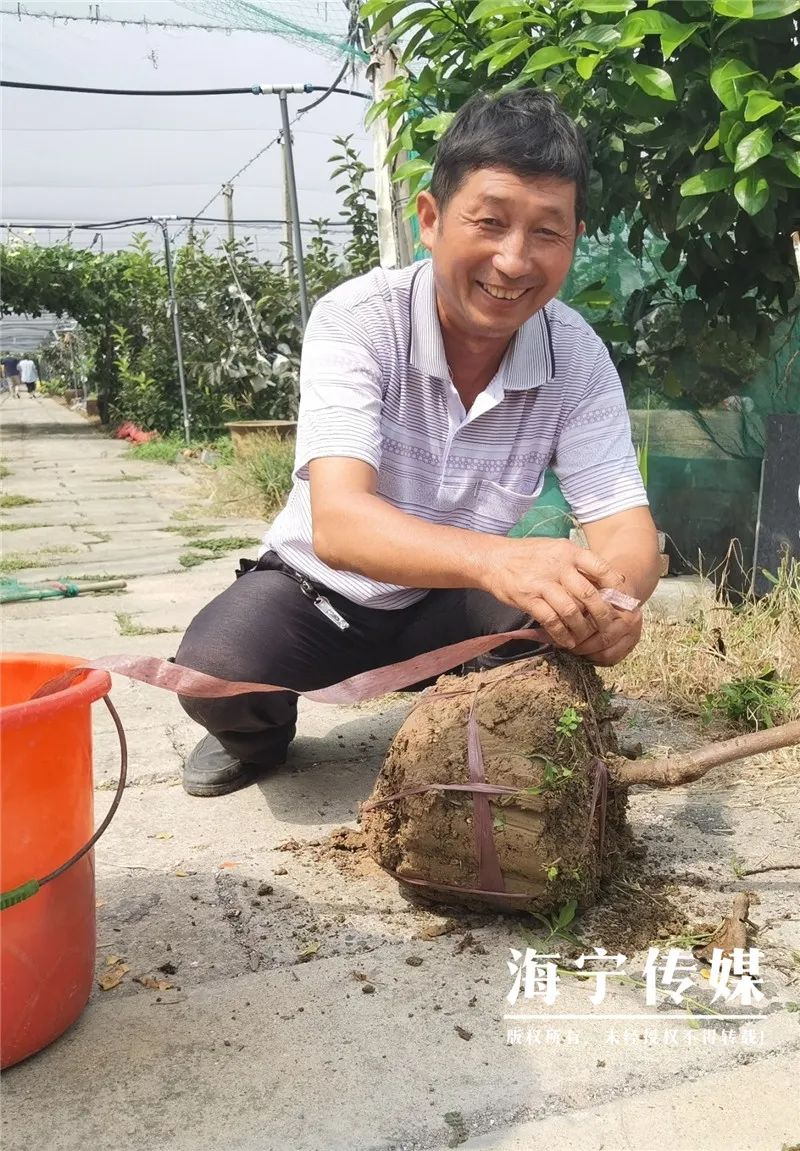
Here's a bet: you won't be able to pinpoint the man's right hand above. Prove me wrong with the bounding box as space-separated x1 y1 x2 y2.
479 537 626 650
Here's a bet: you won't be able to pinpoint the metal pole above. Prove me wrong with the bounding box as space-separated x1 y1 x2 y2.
280 131 294 273
278 89 309 329
159 219 191 445
222 183 235 243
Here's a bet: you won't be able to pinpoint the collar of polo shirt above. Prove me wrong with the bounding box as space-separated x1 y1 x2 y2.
407 260 556 391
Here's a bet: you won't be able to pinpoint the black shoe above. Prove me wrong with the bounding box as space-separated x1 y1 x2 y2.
183 734 263 797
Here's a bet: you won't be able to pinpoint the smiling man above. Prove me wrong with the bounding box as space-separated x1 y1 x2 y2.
176 88 661 798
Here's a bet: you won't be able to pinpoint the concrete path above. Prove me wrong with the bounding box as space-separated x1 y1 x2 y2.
2 399 797 1151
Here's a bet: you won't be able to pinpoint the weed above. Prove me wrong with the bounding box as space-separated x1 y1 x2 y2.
0 463 11 479
158 523 222 539
178 553 207 569
60 572 130 582
0 522 46 532
518 756 574 798
605 550 800 731
527 898 580 944
115 612 181 637
85 529 112 544
0 547 79 574
702 669 794 730
126 437 185 464
556 705 583 738
188 536 257 555
213 434 295 517
0 494 38 508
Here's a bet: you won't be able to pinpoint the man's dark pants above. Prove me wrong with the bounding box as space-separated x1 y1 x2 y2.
176 551 539 766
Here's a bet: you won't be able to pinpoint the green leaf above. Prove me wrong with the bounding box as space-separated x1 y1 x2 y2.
576 53 602 80
734 173 770 214
569 286 614 309
749 0 800 15
782 150 800 179
573 0 634 10
415 112 454 138
744 91 783 122
681 298 706 334
780 109 800 141
360 0 411 31
660 242 681 271
487 38 532 75
661 19 702 58
712 0 753 15
704 128 721 151
734 126 773 172
786 63 800 81
710 59 758 111
628 62 676 101
723 120 748 163
566 24 622 48
620 9 673 34
680 168 733 195
521 46 574 75
467 0 528 22
676 196 711 229
392 156 431 182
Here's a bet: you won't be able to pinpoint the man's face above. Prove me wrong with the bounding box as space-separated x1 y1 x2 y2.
417 167 583 344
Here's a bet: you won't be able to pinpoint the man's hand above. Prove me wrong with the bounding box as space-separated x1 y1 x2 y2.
481 537 626 650
571 607 643 666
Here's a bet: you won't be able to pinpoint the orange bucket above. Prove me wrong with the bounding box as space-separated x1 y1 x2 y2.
0 653 124 1069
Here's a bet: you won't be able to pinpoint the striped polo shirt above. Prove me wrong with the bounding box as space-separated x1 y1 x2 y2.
265 259 647 609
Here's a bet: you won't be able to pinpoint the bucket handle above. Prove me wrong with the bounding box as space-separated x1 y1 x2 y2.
0 696 128 912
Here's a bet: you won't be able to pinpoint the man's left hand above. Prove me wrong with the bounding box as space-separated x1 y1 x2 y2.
569 607 642 666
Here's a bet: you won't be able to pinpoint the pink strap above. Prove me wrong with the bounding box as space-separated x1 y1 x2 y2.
32 626 550 704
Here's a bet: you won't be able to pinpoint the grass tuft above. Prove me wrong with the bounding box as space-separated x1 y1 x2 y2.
0 547 79 574
178 535 258 570
115 611 181 637
607 550 800 728
0 494 38 508
213 434 295 518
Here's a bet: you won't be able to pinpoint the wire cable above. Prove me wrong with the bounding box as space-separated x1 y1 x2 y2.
0 79 369 99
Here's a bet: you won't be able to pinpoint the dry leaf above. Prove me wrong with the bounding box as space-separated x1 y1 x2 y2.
296 942 320 962
105 954 124 966
174 869 188 877
218 861 238 870
147 832 173 840
134 975 175 991
98 963 129 991
413 918 457 940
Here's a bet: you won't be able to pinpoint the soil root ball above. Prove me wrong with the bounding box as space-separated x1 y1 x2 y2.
362 654 629 914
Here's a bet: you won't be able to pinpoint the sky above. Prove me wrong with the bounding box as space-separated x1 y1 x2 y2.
0 1 372 258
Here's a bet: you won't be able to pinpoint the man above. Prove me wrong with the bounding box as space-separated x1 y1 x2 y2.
17 356 39 395
176 89 661 798
1 353 21 397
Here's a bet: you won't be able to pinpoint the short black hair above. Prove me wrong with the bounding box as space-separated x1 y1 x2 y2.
429 89 589 225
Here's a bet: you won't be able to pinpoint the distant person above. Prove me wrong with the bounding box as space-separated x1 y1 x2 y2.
1 354 21 397
18 356 39 395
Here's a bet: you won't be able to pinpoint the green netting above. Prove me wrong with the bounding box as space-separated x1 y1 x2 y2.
178 0 366 61
0 577 79 604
